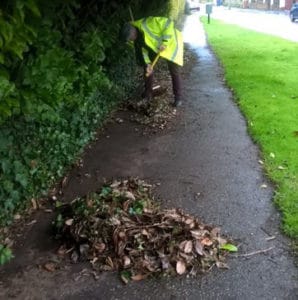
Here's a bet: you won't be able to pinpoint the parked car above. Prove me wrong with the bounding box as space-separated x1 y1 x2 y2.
290 3 298 22
187 0 200 11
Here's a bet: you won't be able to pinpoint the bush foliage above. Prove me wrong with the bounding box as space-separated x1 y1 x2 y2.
0 0 185 232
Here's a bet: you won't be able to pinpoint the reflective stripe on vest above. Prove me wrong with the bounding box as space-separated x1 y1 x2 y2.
162 18 172 41
142 18 162 46
142 18 173 47
171 27 178 62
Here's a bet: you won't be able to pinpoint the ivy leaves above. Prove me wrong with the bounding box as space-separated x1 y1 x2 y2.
0 244 13 265
0 0 151 236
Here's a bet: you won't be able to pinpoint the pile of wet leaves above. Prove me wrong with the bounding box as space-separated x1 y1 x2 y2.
55 179 233 283
124 47 198 133
124 63 178 133
127 92 177 132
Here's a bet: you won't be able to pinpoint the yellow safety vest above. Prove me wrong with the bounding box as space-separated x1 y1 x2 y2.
131 17 184 66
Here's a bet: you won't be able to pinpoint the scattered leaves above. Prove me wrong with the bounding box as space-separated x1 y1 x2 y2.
43 262 56 272
124 63 177 135
55 179 232 281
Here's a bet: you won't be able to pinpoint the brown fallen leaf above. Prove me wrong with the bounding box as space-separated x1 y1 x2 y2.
124 191 136 201
100 265 113 271
201 238 213 246
61 176 68 187
131 274 147 281
90 257 99 265
71 251 79 263
161 257 170 270
123 256 131 268
14 214 21 220
190 230 205 239
106 256 114 269
194 240 204 256
180 240 192 254
94 243 106 253
185 217 194 225
123 200 131 212
31 198 38 210
65 219 74 226
115 118 124 124
57 246 67 257
121 274 129 284
217 237 227 246
211 227 220 237
176 260 186 275
26 220 37 226
216 261 230 269
43 262 56 272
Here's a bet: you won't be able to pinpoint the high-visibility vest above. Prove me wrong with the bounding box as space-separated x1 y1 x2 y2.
131 17 183 66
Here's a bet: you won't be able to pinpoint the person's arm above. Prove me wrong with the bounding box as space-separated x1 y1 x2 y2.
142 47 151 65
159 19 175 51
142 47 154 77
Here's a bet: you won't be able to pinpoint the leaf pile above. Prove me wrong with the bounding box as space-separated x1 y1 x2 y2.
127 93 177 132
125 47 198 134
125 64 178 133
55 179 231 282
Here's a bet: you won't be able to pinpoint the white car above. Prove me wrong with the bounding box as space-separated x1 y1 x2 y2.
187 0 200 11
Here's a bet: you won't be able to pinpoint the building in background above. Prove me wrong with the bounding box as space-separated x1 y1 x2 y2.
242 0 293 10
221 0 294 10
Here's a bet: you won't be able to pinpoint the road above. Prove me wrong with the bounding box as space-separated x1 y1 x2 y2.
203 6 298 42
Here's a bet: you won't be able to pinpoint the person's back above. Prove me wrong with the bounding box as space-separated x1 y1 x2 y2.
120 17 184 107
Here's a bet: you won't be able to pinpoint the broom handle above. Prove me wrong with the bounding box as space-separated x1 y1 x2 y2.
145 53 161 77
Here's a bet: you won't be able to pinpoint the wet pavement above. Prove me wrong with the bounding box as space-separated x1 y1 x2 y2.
0 14 297 300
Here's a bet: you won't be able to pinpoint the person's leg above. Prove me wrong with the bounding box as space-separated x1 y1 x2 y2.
168 61 182 107
143 66 153 101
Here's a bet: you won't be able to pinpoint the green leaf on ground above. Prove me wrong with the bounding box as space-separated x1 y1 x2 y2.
220 243 238 252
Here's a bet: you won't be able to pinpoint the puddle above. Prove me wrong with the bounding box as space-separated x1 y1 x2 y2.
183 13 212 60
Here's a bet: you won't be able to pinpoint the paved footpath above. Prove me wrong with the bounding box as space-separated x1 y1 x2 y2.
1 14 297 300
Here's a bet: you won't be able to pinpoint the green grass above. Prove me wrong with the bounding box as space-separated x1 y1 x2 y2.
201 17 298 238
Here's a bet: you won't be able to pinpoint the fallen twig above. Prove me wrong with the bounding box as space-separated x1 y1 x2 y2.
265 236 276 241
232 246 275 258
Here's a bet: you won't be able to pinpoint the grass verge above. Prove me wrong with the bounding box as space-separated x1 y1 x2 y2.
201 17 298 238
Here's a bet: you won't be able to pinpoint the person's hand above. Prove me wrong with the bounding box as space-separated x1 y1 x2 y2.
146 64 153 77
159 45 167 52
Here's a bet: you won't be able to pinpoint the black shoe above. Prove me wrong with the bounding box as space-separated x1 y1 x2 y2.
141 91 152 101
173 97 182 107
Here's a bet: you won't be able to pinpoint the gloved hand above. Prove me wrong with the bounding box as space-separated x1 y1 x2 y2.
146 64 153 77
159 44 167 52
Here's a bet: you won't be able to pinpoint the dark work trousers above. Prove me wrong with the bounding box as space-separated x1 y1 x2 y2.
143 60 182 101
